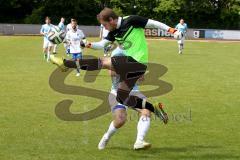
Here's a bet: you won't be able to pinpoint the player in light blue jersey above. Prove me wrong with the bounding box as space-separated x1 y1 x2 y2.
40 16 54 61
98 46 152 150
98 70 152 150
53 17 65 54
175 19 188 54
58 17 65 31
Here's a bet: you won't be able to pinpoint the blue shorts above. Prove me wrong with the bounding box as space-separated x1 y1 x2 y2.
67 48 70 54
72 53 82 60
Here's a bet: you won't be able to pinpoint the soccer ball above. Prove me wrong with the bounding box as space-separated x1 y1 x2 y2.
173 30 184 40
47 26 65 44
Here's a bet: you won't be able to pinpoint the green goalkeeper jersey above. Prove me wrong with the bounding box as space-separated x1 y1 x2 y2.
106 15 149 64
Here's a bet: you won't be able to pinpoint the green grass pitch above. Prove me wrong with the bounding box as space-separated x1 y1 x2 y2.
0 36 240 160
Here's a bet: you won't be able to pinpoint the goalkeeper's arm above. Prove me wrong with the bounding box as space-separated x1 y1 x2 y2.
128 15 176 33
145 19 177 34
86 39 112 50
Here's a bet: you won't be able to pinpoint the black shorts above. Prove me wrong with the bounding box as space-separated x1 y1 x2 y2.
111 56 147 88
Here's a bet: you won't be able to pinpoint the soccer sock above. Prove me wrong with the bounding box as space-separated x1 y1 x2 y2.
75 60 81 73
43 50 47 57
135 98 155 113
179 44 183 51
178 44 181 51
136 115 150 142
47 50 50 60
63 58 102 71
116 89 155 113
53 44 57 53
105 121 117 139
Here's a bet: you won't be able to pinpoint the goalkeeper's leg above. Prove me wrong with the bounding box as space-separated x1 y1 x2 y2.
116 81 168 124
50 55 112 71
49 55 168 123
111 56 168 124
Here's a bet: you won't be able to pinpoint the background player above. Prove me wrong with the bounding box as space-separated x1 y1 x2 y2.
40 16 53 61
175 19 188 54
65 19 79 56
53 17 65 54
65 19 86 76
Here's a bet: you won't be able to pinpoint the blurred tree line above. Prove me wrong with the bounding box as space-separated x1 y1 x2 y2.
0 0 239 29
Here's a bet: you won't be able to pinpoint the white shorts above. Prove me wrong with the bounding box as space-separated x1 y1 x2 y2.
43 39 53 49
111 47 126 57
108 90 146 112
178 34 186 44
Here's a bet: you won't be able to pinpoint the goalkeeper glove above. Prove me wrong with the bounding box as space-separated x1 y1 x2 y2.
168 28 177 34
85 42 92 48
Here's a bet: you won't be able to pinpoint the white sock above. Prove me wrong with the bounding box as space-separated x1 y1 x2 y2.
136 116 150 142
105 121 117 139
178 44 181 51
53 45 57 53
47 51 50 60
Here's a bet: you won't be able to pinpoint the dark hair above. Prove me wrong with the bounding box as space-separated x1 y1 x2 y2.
45 16 51 20
97 8 118 22
71 19 77 22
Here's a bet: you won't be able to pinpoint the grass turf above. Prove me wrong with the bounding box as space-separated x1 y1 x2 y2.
0 36 240 160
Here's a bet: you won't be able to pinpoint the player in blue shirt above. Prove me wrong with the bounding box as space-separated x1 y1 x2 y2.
53 17 65 54
40 16 54 61
175 19 188 54
58 17 65 31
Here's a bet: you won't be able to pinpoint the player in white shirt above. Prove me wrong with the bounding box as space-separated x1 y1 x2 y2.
175 19 188 54
66 19 79 56
66 23 72 33
53 17 65 54
40 16 54 61
65 19 86 76
66 18 79 31
100 24 112 57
